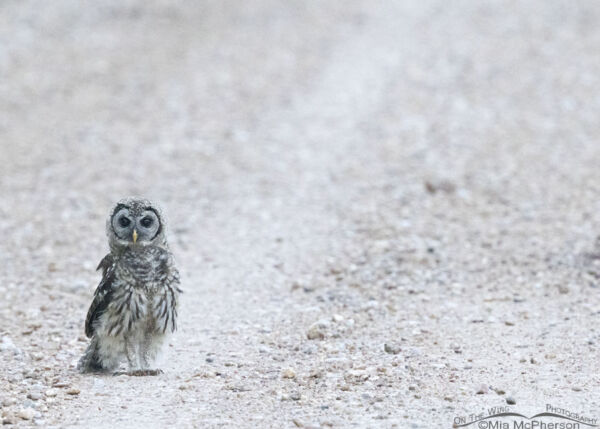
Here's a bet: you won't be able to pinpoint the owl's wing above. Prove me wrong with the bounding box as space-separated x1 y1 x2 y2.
84 255 116 338
96 253 114 277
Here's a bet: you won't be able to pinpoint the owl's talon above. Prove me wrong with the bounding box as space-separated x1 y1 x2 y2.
119 369 163 376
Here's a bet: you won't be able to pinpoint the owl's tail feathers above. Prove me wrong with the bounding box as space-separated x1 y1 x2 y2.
77 337 105 373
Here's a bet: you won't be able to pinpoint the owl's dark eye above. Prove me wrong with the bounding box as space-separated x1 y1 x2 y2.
119 217 131 227
140 217 153 228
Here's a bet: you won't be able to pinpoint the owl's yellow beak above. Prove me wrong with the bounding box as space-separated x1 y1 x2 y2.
132 229 138 244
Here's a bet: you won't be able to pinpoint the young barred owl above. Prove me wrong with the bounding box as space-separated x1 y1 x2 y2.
77 197 181 376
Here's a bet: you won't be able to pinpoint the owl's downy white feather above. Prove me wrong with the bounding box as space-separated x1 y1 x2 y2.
78 197 181 375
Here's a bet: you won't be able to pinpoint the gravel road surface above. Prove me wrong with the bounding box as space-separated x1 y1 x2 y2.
1 1 599 427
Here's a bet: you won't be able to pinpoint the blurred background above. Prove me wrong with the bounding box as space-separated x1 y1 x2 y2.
1 1 599 427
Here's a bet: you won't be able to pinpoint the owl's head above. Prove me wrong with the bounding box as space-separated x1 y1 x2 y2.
107 197 167 251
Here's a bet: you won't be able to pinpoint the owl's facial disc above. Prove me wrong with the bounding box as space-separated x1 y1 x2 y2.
111 204 162 245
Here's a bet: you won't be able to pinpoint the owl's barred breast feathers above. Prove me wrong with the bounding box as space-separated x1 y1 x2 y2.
86 246 181 339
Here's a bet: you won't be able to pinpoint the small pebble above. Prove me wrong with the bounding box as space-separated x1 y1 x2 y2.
30 352 44 361
306 321 328 340
45 389 58 398
384 343 401 354
16 408 35 420
66 388 80 395
424 179 456 194
506 397 516 405
2 415 16 425
22 400 35 409
476 384 488 394
27 392 42 401
282 368 296 379
23 370 39 380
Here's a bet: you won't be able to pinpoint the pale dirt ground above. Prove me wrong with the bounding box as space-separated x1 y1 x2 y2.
1 1 600 428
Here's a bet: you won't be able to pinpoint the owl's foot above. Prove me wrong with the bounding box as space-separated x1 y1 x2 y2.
112 369 163 376
126 369 164 376
140 369 163 376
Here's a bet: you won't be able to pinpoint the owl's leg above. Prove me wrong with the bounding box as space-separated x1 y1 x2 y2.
124 334 140 373
136 332 165 376
139 335 150 371
93 335 122 373
117 332 163 376
139 331 156 370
